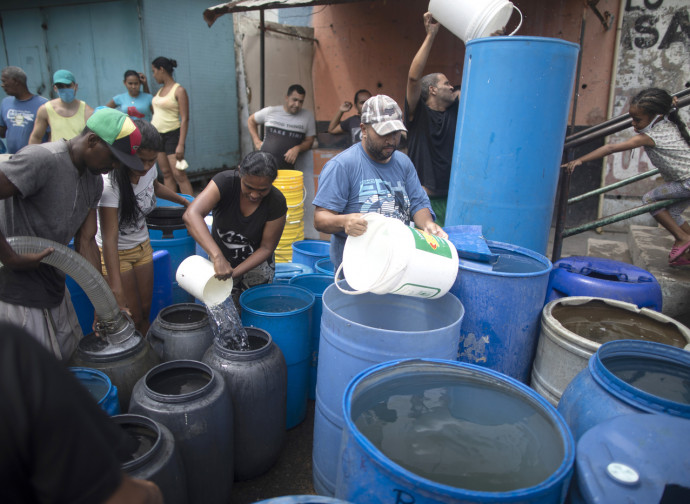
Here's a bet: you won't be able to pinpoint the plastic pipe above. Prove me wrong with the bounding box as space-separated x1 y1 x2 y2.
2 236 132 340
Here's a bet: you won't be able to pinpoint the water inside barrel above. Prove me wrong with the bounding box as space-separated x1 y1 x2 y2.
552 300 686 347
147 367 212 395
604 356 690 404
353 375 564 492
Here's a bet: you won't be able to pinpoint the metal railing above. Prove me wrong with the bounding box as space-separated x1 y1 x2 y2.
551 88 690 261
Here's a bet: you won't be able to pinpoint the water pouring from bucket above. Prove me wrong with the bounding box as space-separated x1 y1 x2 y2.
428 0 523 43
336 214 459 299
176 255 249 349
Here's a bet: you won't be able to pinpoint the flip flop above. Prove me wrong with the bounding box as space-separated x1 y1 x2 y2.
669 241 690 262
670 255 690 267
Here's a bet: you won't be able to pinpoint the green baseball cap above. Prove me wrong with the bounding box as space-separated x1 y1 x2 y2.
86 108 144 172
53 69 75 85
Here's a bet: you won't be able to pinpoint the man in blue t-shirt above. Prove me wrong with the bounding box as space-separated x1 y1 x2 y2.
313 94 447 268
0 66 48 153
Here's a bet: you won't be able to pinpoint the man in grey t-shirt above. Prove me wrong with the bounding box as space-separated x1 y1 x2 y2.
0 108 144 359
247 84 316 170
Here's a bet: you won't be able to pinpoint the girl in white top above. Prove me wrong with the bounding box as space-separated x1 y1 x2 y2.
96 120 190 335
566 88 690 267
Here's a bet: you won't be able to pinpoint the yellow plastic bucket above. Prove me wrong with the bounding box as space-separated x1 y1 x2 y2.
275 170 305 208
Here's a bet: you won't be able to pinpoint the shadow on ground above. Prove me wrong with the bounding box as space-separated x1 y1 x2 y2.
230 401 316 503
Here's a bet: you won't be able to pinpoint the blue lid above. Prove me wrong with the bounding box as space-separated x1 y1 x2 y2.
576 414 690 503
554 256 655 284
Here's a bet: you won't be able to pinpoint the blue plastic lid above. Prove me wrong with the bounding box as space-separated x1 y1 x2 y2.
554 256 655 284
576 414 690 503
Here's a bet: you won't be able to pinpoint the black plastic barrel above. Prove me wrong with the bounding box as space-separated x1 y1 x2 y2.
69 332 160 412
147 303 214 362
113 413 187 504
129 360 234 504
203 327 287 480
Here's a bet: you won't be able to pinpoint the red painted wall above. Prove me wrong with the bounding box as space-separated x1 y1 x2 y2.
312 0 620 127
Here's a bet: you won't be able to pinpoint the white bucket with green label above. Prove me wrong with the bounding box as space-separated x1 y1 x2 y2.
336 214 458 299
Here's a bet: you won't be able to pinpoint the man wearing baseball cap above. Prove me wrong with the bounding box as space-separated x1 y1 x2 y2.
29 69 94 144
313 94 446 268
0 108 143 359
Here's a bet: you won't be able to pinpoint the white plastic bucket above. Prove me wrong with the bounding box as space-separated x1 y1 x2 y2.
176 255 233 306
336 214 459 299
428 0 523 43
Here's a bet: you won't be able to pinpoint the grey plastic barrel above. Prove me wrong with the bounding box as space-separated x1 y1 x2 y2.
147 303 214 362
113 414 187 504
203 327 287 480
129 360 233 504
531 296 690 406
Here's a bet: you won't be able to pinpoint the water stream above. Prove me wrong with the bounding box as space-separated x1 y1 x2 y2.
206 297 250 351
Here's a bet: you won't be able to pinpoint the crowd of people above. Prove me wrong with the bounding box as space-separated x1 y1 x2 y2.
1 9 689 502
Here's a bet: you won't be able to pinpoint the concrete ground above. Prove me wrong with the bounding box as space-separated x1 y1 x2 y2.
225 224 690 502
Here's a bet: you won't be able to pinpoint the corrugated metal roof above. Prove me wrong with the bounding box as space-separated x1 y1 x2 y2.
204 0 368 26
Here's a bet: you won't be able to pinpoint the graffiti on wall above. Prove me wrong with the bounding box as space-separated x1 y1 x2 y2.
607 0 689 191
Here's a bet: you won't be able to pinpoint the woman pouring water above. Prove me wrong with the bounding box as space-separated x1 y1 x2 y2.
183 152 287 305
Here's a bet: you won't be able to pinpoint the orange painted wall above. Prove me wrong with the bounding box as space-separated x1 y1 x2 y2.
312 0 620 127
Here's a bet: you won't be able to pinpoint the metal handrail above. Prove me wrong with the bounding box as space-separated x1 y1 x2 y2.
551 88 690 261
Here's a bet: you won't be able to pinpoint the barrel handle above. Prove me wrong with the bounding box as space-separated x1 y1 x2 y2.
508 5 523 36
333 246 406 296
334 262 366 295
286 187 307 209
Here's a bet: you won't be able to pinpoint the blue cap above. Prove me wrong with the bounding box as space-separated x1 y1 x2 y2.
53 69 75 85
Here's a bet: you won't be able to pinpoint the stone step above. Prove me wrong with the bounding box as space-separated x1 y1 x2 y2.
585 238 632 263
628 225 690 326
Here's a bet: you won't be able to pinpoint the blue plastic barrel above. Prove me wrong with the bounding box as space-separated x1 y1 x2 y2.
450 240 552 383
314 257 334 276
336 359 575 503
273 262 314 284
445 37 579 254
148 195 195 304
289 274 333 400
291 240 330 270
558 340 690 441
66 274 94 336
150 250 172 323
545 256 662 311
570 413 690 504
240 284 315 428
312 283 464 496
70 367 120 415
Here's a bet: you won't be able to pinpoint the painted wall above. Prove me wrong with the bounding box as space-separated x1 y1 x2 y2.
141 0 240 172
311 0 620 128
0 0 241 174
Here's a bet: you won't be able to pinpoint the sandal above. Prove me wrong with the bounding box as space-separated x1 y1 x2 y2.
669 241 690 262
670 256 690 267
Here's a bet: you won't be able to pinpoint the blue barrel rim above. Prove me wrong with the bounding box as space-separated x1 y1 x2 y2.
465 35 580 50
342 358 575 500
289 273 334 298
240 284 315 318
324 281 465 335
70 366 115 407
112 413 165 470
255 497 351 503
590 339 690 417
291 239 331 257
457 240 552 278
314 257 335 275
142 359 219 404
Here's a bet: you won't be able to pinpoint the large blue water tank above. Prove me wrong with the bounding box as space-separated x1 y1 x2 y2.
445 37 579 255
